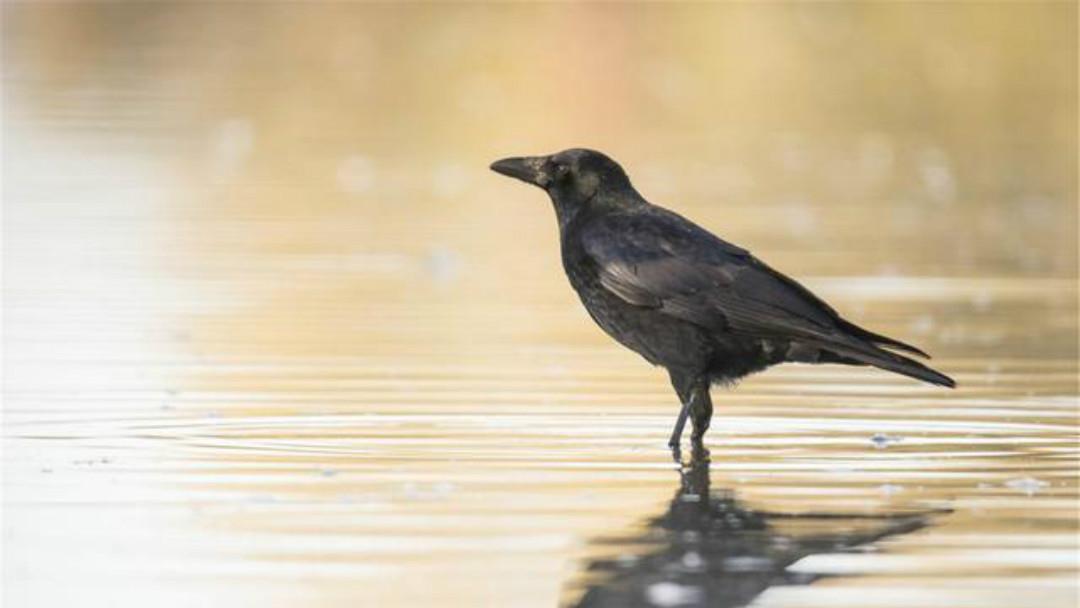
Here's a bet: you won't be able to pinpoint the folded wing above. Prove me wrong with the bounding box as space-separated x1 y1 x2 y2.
580 208 954 387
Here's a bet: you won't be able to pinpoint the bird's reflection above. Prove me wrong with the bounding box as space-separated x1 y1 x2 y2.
568 453 947 608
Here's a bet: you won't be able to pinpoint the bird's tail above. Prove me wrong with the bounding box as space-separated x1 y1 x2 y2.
836 319 930 358
809 336 956 388
855 348 955 387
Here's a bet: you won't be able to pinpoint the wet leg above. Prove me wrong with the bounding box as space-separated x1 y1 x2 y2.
690 385 713 455
668 401 689 450
667 369 695 452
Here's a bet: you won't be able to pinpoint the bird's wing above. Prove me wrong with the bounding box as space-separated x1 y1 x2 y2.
580 209 842 340
579 208 953 387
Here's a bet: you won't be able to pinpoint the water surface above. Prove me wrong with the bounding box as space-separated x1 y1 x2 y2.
3 4 1077 607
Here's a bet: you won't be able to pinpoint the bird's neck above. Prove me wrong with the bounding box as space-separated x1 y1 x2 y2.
552 188 646 234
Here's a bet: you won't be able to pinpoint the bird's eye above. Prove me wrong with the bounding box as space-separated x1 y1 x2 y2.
553 163 571 180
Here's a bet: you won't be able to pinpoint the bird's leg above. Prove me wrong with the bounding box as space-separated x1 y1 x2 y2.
666 369 698 456
689 385 713 455
668 400 690 450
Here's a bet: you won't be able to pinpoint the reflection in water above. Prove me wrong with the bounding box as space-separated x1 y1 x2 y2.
570 454 944 608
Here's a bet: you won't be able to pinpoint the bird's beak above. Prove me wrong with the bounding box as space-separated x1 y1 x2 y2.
490 156 551 188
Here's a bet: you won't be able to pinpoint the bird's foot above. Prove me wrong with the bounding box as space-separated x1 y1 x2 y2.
690 435 710 461
669 440 683 464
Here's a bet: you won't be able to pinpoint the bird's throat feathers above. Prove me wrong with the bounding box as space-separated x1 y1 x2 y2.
551 182 644 233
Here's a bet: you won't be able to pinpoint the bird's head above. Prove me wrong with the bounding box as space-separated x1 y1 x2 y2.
490 148 637 223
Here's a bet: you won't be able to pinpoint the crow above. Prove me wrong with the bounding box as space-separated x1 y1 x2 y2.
491 148 954 453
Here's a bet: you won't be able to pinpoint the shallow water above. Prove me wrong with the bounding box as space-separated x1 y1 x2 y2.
3 4 1078 608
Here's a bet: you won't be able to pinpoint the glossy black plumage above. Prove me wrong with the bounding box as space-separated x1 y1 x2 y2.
491 149 954 452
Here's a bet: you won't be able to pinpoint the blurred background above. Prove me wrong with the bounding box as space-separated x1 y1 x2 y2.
4 3 1077 608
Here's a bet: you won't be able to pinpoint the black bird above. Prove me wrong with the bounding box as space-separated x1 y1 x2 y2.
491 149 954 452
